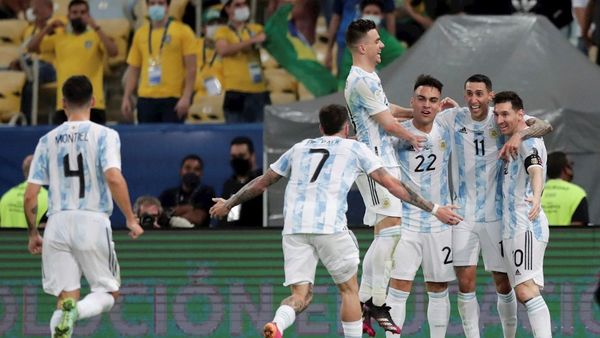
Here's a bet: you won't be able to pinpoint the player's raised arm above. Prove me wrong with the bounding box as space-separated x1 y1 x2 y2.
372 109 426 150
105 168 143 239
499 117 553 160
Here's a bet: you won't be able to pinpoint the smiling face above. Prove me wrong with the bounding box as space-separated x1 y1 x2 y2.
493 101 524 136
411 85 442 129
464 81 493 121
359 28 384 65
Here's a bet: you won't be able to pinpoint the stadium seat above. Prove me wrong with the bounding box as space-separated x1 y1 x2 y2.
0 71 27 123
264 68 297 94
297 82 314 101
97 19 131 67
0 19 28 45
270 92 297 105
53 0 70 17
260 48 279 69
0 45 22 69
187 94 225 124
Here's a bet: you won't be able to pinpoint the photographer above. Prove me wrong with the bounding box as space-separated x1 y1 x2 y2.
134 195 196 229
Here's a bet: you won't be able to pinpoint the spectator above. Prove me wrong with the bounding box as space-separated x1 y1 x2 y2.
133 195 164 229
513 0 573 30
395 0 452 46
159 154 215 228
27 0 118 124
194 5 225 98
337 0 405 88
215 0 270 123
219 136 263 227
0 0 28 19
541 151 589 226
583 0 600 65
267 0 320 45
0 155 48 228
325 0 395 71
572 0 589 53
122 0 197 123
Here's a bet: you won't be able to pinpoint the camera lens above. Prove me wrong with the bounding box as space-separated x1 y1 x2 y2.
140 213 156 228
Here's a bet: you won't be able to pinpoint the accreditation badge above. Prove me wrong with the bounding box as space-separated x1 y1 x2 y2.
203 76 222 96
248 61 263 83
148 58 162 86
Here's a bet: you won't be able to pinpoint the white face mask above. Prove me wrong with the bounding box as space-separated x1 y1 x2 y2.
26 7 36 22
362 14 382 27
233 6 250 22
205 25 218 39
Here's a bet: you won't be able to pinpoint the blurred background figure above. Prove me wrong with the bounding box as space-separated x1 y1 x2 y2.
194 5 225 99
134 195 164 229
0 0 29 19
541 151 589 226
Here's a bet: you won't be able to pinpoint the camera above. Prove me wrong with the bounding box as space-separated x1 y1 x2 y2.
140 213 157 228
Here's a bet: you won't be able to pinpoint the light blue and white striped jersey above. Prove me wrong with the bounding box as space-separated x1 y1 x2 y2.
393 120 452 233
437 107 506 222
344 66 397 167
28 121 121 216
270 136 383 235
502 137 549 241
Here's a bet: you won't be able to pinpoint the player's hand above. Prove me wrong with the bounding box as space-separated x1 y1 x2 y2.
434 204 463 225
174 96 190 119
121 97 133 121
409 134 427 151
126 217 144 239
440 97 459 110
525 196 541 221
499 133 522 161
28 233 43 255
210 198 230 219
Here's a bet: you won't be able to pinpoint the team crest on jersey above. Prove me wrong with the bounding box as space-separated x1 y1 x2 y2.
164 35 172 44
382 197 390 208
439 140 447 150
490 129 499 138
84 40 93 49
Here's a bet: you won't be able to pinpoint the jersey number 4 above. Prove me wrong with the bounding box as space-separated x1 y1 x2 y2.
309 148 330 182
63 153 85 198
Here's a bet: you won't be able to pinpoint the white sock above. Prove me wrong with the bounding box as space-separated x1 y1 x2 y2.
427 290 450 338
50 309 62 335
77 292 115 320
371 226 400 306
497 290 518 338
272 304 296 334
525 296 552 338
342 319 363 338
359 244 374 303
457 292 480 338
385 287 409 337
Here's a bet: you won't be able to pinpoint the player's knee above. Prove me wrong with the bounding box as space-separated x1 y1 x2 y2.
426 282 448 293
514 281 539 304
455 267 476 292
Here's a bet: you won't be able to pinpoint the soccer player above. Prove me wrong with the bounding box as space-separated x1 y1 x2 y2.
385 75 455 337
493 91 551 338
25 75 144 338
209 104 462 338
344 18 424 333
437 74 552 337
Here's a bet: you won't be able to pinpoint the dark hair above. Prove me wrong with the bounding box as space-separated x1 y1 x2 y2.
547 151 568 179
464 74 492 91
68 0 89 11
145 0 172 5
231 136 254 154
180 154 204 170
360 0 384 12
414 74 443 93
62 75 93 107
345 19 376 48
319 104 348 135
493 91 524 111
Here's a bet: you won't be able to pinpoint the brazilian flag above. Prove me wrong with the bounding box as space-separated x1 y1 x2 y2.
264 3 337 97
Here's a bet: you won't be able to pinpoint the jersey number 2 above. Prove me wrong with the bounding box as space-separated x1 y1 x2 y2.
309 148 330 182
63 153 85 198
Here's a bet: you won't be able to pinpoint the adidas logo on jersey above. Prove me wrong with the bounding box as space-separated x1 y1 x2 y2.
515 269 521 276
458 127 467 134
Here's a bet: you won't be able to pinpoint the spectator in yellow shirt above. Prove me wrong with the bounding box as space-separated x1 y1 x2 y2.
216 0 270 123
122 0 197 123
27 0 118 125
194 6 225 98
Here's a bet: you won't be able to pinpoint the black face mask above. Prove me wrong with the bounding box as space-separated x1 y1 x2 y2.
230 158 251 176
181 172 200 189
70 18 87 33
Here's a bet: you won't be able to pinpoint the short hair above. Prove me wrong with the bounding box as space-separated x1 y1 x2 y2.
231 136 254 154
133 195 163 215
345 19 376 48
62 75 93 107
493 91 524 111
180 154 204 170
360 0 384 12
464 74 492 91
68 0 89 11
145 0 172 6
319 104 348 135
413 74 443 93
547 151 568 179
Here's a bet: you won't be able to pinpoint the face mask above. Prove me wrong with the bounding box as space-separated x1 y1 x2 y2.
70 18 87 33
230 158 251 176
362 14 382 27
182 172 200 189
233 6 250 22
205 25 218 39
26 7 35 22
148 4 166 22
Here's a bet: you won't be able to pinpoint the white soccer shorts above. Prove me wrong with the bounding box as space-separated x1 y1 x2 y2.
502 230 547 288
453 220 506 272
355 166 403 226
42 210 120 296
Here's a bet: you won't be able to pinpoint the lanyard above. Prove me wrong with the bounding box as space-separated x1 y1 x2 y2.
200 40 218 71
148 18 172 57
228 23 252 43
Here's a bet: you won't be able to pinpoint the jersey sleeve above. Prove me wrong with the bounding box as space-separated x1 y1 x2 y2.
181 23 198 56
214 25 232 43
353 77 389 116
355 142 383 174
436 108 458 131
100 129 122 172
521 140 543 174
28 137 49 185
270 147 294 177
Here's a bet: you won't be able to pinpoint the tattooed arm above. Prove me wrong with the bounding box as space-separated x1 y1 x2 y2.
369 168 462 224
24 183 43 255
210 169 283 218
500 117 553 160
